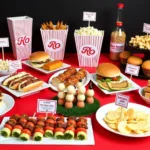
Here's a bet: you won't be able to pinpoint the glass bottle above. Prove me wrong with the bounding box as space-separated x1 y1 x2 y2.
109 3 126 61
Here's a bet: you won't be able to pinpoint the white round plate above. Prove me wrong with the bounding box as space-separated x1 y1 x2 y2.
96 102 150 137
0 93 15 116
48 68 90 91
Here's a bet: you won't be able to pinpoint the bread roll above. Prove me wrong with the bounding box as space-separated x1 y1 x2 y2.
43 60 63 71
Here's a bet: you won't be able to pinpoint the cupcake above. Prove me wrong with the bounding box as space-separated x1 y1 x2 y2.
142 60 150 76
119 51 131 64
127 56 143 66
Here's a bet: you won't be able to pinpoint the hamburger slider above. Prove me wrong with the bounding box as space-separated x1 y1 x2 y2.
29 51 50 68
96 63 121 82
96 63 131 91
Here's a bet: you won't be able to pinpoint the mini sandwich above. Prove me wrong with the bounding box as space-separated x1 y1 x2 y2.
96 63 121 82
96 63 131 91
29 51 50 68
2 72 30 86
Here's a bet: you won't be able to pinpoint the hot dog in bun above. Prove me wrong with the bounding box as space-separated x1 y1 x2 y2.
2 72 29 86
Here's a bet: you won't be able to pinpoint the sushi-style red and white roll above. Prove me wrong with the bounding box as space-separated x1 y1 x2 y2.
54 116 66 139
20 129 32 141
44 115 56 138
64 117 76 139
1 123 13 138
75 117 88 140
12 125 23 137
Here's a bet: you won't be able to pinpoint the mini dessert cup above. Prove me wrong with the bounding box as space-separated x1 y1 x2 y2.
40 27 68 60
7 16 33 60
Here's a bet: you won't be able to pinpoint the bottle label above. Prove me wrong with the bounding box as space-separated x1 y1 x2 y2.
110 42 125 53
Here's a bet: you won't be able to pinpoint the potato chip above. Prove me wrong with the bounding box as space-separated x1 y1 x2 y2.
118 121 131 134
103 107 150 135
126 108 136 120
106 111 120 121
104 117 118 124
107 123 118 130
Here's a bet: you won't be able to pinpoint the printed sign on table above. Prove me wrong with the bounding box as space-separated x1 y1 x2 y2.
143 23 150 34
0 38 9 47
115 93 130 108
125 63 140 76
79 45 98 58
8 60 22 71
46 39 63 52
83 12 96 22
37 99 57 114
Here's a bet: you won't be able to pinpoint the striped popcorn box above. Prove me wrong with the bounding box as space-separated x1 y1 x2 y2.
40 27 68 60
74 35 104 67
7 16 33 60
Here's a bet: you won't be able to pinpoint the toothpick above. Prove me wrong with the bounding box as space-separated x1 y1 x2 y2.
46 112 48 119
2 47 4 60
88 21 90 27
33 112 36 117
130 74 132 80
120 107 124 121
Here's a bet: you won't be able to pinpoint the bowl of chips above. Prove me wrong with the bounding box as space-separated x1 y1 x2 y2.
0 60 17 76
139 87 150 105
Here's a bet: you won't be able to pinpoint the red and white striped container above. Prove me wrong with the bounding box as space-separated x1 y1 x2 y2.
7 16 33 60
40 27 68 60
74 35 104 67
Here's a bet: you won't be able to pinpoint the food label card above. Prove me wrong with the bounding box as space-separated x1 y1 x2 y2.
37 99 57 114
125 63 140 76
8 60 22 71
143 23 150 34
83 12 96 22
115 93 130 108
0 38 9 47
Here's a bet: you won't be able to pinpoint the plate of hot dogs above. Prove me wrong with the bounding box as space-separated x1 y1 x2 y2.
48 67 90 91
0 114 94 145
0 72 50 97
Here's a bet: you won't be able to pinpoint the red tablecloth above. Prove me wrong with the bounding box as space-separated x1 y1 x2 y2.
0 53 149 150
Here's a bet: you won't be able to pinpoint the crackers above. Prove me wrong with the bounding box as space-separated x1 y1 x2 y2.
41 21 67 30
104 107 150 134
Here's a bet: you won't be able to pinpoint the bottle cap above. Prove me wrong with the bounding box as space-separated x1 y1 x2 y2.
118 3 124 8
116 21 123 27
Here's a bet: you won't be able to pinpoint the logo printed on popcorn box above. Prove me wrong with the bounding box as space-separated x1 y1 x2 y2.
16 35 31 46
115 93 130 108
79 45 98 58
46 39 63 52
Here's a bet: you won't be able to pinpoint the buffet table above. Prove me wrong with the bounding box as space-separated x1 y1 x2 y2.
0 53 149 150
